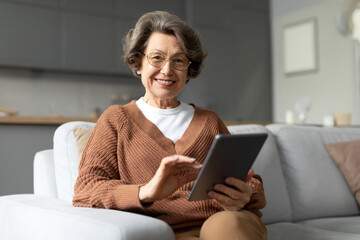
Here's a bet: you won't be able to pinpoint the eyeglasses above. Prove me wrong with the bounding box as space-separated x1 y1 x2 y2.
142 50 191 71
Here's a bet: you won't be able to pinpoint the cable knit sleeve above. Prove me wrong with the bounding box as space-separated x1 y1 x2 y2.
72 106 145 211
245 174 266 217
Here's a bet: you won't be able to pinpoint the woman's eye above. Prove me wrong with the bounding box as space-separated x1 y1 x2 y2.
151 55 164 61
173 58 185 64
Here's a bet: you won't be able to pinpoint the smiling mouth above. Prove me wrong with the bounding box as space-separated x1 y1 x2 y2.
156 79 176 86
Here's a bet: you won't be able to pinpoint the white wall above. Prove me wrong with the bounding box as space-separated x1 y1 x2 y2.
271 0 360 125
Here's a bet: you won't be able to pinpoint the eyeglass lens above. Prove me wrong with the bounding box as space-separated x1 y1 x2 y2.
146 51 190 71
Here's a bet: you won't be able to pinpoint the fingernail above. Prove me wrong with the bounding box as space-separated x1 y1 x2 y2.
225 178 232 184
190 158 196 161
194 163 202 169
208 191 215 197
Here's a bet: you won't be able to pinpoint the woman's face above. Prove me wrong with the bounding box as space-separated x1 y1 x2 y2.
137 32 189 107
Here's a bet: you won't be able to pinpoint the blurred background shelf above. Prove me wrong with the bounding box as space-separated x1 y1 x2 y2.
0 116 98 125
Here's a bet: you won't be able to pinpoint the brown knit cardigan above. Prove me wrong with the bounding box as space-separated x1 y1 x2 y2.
73 101 266 231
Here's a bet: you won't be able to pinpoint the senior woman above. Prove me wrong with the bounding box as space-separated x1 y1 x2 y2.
73 11 267 240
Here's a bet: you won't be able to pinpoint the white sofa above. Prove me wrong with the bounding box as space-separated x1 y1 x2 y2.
229 124 360 239
0 121 360 239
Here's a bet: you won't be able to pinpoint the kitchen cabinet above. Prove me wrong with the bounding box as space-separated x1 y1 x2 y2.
115 0 184 20
0 2 58 69
59 0 114 16
0 116 98 196
179 0 272 121
191 1 230 28
0 0 186 76
59 12 116 73
115 19 136 74
0 123 57 196
12 0 58 7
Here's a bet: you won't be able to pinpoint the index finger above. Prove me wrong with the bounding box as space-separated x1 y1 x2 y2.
174 156 202 169
162 155 201 168
174 155 196 163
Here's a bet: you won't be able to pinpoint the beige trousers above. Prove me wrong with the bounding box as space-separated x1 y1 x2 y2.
175 210 267 240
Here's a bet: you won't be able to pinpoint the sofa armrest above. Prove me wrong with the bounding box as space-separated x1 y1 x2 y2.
0 194 175 240
33 149 58 198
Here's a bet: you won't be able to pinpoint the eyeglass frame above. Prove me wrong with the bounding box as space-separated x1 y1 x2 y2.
141 50 192 71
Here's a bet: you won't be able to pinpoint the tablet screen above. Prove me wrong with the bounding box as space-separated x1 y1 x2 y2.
188 133 267 201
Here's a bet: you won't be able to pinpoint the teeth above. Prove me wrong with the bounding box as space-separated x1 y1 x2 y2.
157 79 173 84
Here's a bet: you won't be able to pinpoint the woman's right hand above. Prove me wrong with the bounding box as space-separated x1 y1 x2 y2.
139 155 202 204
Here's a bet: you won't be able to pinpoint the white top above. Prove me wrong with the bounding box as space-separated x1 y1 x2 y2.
136 98 195 143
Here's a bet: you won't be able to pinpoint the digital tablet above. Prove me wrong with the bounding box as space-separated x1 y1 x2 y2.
187 133 268 201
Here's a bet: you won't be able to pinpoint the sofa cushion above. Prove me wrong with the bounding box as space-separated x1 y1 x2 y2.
267 124 360 222
73 127 93 160
54 121 95 202
228 125 291 224
301 216 360 234
326 140 360 205
267 222 360 240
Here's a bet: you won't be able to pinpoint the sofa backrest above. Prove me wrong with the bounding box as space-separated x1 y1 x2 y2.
53 121 95 202
267 124 360 222
228 125 292 224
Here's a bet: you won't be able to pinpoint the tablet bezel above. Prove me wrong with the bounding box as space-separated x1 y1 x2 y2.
187 133 268 201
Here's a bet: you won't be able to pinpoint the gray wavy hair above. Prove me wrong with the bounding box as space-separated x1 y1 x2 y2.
123 11 207 80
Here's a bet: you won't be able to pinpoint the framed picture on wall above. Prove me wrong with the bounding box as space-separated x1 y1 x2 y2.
283 18 318 75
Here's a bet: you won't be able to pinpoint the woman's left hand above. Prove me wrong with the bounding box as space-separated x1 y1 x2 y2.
208 169 254 211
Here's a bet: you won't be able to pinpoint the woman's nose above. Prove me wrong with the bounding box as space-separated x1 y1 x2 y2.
160 60 173 75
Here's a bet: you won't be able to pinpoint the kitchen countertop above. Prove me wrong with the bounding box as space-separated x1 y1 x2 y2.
0 115 98 125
